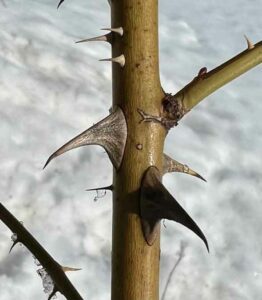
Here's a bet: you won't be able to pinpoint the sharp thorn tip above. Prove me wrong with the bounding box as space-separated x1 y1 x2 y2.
9 241 19 254
244 34 255 50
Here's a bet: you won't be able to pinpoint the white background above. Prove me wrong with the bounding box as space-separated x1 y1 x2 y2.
0 0 261 299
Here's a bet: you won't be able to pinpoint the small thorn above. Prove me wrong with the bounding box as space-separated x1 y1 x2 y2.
197 67 207 78
57 0 64 9
76 33 112 44
43 154 54 170
101 27 124 36
244 35 255 50
48 286 58 300
9 240 19 254
163 154 206 182
86 185 114 192
62 266 82 272
100 54 125 67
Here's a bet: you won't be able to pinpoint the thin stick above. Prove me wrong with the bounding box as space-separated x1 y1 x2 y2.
0 203 83 300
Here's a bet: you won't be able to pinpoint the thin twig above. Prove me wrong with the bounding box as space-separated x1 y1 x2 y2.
0 203 83 300
161 242 186 300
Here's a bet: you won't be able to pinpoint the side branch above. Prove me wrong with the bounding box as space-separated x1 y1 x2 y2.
175 41 262 111
0 203 83 300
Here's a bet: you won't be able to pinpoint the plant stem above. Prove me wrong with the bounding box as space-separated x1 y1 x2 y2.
111 0 166 299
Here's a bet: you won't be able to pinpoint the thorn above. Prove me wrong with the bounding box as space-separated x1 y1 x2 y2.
48 286 58 300
43 107 127 170
86 185 114 192
140 166 209 251
57 0 64 9
62 266 82 272
101 27 124 36
76 33 112 44
9 240 19 254
244 35 255 50
163 154 206 182
100 54 125 67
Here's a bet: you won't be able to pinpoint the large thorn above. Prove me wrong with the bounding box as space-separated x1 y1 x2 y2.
163 154 206 182
76 33 112 44
140 166 209 251
44 107 127 170
100 54 125 67
101 27 124 36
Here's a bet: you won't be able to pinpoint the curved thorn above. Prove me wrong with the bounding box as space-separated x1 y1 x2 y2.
9 240 19 253
100 54 125 67
101 27 124 36
44 107 127 169
140 166 209 251
163 154 206 182
57 0 64 9
86 185 114 192
48 286 58 300
244 35 255 50
76 33 112 44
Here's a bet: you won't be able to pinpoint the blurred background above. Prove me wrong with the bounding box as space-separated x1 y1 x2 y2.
0 0 261 299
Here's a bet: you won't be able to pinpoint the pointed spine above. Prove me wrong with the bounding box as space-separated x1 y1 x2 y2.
244 35 255 50
100 54 125 67
76 33 112 44
86 185 114 192
44 107 127 170
62 266 82 272
101 27 124 36
9 240 19 253
163 154 206 182
140 167 209 251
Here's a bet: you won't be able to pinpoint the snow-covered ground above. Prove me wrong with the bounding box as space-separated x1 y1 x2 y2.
0 0 261 299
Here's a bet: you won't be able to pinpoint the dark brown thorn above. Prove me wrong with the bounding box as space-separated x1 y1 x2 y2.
57 0 64 9
86 185 114 192
48 286 58 300
140 166 209 251
9 240 19 253
43 107 127 169
163 154 206 182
